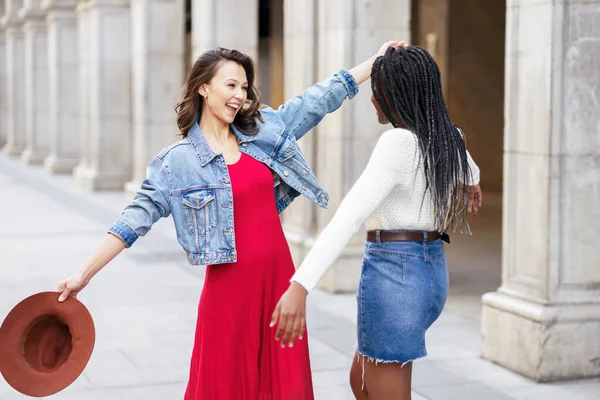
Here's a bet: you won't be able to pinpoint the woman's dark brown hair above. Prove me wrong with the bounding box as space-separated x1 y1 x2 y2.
371 46 473 233
175 47 263 137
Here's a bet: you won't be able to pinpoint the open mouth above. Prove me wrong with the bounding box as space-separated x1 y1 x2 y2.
226 102 240 114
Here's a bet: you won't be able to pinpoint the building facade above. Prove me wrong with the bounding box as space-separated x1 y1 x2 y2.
1 0 599 383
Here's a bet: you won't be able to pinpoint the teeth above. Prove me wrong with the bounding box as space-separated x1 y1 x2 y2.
226 103 239 109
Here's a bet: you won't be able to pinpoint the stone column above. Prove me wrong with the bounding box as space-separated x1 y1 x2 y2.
0 2 6 148
74 0 132 190
73 0 90 186
281 0 319 267
43 0 79 174
20 0 50 164
191 0 258 61
268 0 283 108
482 1 600 382
312 0 410 292
125 0 184 195
2 0 26 156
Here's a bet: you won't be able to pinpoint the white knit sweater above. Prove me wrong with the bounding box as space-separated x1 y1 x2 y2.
290 128 481 292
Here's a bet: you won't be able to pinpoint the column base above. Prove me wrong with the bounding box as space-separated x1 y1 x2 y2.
44 155 79 174
21 148 49 165
482 291 600 382
2 142 26 156
73 165 130 191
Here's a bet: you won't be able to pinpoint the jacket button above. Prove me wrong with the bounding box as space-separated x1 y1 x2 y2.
283 171 289 177
302 186 306 191
242 143 248 147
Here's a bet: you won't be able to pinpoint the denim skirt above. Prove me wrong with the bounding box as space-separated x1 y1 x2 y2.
357 231 449 363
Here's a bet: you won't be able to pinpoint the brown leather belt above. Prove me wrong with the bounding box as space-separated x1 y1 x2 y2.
366 230 450 243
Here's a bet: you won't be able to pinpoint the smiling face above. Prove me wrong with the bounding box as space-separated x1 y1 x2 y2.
198 61 248 125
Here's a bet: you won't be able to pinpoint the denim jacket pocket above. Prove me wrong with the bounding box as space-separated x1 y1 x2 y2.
274 134 297 162
182 189 217 237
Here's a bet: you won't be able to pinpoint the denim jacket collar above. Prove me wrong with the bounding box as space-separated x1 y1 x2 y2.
187 118 258 167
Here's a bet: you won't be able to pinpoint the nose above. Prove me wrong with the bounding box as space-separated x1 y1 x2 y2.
234 88 246 100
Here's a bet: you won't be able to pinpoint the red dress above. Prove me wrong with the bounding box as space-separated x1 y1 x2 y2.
184 153 314 400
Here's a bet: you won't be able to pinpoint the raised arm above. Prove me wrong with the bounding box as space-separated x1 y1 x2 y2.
277 41 406 141
274 70 358 141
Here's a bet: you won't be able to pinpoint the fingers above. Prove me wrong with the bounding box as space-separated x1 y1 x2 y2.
281 319 293 348
275 313 288 344
299 318 306 341
287 317 302 348
273 313 306 348
58 286 71 302
270 303 281 329
468 189 475 213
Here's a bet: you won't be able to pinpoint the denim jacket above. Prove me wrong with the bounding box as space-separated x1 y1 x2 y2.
109 69 359 265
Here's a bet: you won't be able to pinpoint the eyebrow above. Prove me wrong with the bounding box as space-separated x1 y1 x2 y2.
225 78 248 85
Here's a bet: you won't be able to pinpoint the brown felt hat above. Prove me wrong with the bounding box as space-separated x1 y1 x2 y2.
0 292 95 398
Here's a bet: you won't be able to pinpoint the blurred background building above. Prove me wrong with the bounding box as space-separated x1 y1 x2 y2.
0 0 598 384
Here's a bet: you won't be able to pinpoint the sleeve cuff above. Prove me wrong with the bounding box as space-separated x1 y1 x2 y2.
335 68 359 100
108 219 139 248
290 273 316 294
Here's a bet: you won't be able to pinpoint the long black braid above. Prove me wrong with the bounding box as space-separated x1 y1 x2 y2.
371 45 473 233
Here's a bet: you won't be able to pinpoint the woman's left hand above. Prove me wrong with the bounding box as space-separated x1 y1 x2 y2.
468 184 483 213
270 282 308 348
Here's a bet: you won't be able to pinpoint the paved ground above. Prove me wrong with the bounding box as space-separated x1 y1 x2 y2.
1 154 599 400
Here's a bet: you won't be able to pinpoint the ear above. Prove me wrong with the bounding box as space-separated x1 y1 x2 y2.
198 84 208 98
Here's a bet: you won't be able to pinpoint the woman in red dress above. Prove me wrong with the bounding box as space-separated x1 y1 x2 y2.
185 152 313 399
56 43 403 399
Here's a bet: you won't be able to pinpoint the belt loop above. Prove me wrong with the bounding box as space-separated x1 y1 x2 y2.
423 231 428 243
375 230 381 246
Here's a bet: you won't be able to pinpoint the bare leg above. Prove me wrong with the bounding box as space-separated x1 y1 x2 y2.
363 360 412 400
349 352 369 399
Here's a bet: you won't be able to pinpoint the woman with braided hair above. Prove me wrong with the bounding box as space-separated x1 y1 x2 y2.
271 44 482 398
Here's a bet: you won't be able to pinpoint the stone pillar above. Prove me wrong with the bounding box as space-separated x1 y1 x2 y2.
312 0 411 292
2 0 26 156
0 2 6 148
125 0 184 195
74 0 132 190
191 0 258 61
73 0 89 186
43 0 79 174
482 1 600 382
281 0 319 268
268 0 283 108
20 0 50 164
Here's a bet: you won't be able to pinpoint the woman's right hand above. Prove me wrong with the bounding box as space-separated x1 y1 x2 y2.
57 271 88 302
375 40 407 58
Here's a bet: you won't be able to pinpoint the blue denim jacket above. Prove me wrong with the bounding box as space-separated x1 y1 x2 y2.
109 69 359 265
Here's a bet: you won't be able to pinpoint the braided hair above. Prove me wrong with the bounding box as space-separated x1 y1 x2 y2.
371 45 473 233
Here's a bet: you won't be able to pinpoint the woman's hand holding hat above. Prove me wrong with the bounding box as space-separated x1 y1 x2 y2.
57 271 87 302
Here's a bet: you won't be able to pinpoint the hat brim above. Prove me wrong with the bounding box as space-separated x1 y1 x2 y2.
0 291 95 398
